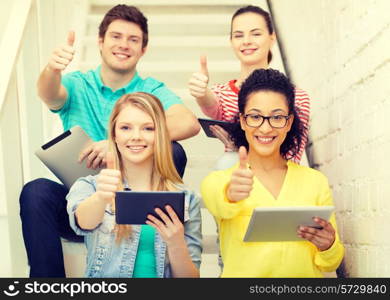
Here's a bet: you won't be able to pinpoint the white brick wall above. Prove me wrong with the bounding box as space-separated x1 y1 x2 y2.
271 0 390 277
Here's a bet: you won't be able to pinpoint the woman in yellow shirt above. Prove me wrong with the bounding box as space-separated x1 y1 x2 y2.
201 68 344 277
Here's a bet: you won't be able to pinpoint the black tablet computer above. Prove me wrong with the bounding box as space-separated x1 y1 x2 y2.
198 118 233 138
115 191 185 225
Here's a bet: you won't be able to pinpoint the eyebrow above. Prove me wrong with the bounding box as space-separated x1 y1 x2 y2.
109 31 141 38
118 121 154 126
232 28 264 34
246 108 287 114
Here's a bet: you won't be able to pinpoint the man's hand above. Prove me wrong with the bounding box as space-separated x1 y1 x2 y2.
47 31 75 72
79 140 109 169
227 146 254 202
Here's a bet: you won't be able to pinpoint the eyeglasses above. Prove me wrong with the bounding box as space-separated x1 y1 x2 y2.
243 113 291 129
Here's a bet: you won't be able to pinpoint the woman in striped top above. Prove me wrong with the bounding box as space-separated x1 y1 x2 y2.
188 5 310 166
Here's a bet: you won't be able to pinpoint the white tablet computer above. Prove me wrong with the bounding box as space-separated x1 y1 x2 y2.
243 206 334 242
35 126 101 188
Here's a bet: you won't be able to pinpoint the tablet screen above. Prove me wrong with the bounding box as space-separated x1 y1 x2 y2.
115 191 185 225
243 206 334 242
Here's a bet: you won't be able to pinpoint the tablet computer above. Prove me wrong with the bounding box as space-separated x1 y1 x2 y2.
115 191 185 225
243 206 334 242
35 126 100 188
198 118 233 138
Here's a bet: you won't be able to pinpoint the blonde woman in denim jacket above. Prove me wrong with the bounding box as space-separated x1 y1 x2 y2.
67 92 202 278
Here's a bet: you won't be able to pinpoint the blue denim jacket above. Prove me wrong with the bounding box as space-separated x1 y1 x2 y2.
66 175 202 278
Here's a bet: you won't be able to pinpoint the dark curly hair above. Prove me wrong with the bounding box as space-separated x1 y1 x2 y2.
230 68 304 159
99 5 148 48
231 5 274 63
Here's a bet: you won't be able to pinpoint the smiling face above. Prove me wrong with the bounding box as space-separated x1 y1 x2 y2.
230 12 275 67
99 19 146 74
240 90 293 159
114 104 155 166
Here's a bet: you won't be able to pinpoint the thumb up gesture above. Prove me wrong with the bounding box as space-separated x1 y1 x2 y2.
96 152 121 204
188 55 210 99
227 146 254 202
48 31 76 72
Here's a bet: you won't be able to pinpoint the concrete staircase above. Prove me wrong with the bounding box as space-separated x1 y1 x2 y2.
63 0 258 278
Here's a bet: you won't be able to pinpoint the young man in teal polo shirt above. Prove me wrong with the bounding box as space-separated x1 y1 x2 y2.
19 4 200 277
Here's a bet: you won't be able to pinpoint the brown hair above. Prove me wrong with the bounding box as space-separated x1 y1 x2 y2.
99 4 148 48
230 5 274 63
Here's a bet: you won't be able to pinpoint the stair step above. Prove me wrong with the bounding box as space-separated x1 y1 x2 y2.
79 60 238 90
200 254 221 277
170 88 191 99
78 69 235 91
90 0 249 6
88 13 231 25
80 60 239 72
0 217 12 276
139 56 240 74
202 234 219 254
201 207 217 236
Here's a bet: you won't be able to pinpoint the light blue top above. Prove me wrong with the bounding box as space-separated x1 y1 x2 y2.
66 175 202 278
53 66 182 141
132 225 157 278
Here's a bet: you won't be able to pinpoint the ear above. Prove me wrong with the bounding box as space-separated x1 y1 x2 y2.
239 114 246 131
98 37 103 51
286 114 294 132
112 123 117 142
269 32 276 48
141 46 147 56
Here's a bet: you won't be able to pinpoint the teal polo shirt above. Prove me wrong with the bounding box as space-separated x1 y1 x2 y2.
53 66 182 141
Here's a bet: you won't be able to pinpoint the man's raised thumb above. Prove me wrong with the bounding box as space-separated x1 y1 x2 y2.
67 30 75 46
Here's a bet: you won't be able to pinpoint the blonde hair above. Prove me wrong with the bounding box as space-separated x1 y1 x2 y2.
107 92 183 242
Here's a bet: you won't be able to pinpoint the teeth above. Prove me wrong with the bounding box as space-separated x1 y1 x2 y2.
128 146 145 150
115 53 129 59
242 49 256 54
257 137 273 143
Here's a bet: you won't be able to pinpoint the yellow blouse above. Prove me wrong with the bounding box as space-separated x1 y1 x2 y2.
201 161 344 277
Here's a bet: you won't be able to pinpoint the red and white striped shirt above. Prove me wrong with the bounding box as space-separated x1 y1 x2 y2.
201 79 310 163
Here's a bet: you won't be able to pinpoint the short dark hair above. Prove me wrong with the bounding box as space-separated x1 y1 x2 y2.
99 5 148 48
230 5 274 63
230 68 304 160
